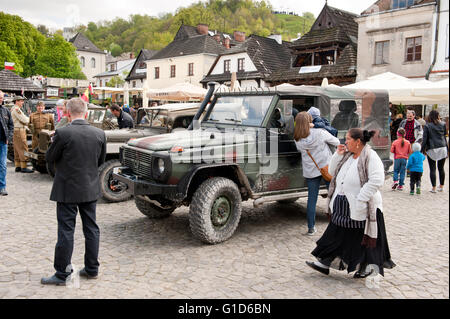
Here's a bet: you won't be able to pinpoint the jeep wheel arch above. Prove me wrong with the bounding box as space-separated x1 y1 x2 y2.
180 164 252 204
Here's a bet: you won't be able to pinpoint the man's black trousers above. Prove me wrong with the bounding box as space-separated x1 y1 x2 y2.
54 201 100 279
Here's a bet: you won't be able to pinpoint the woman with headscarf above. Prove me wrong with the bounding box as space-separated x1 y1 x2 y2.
305 128 395 278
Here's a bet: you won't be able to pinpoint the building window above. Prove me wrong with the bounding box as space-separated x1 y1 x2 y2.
170 65 176 78
91 58 96 68
188 63 194 76
99 80 102 87
392 0 414 9
80 56 85 67
405 36 422 62
132 81 136 88
375 41 390 65
110 64 116 72
224 59 230 73
155 67 160 79
238 58 245 72
139 62 146 69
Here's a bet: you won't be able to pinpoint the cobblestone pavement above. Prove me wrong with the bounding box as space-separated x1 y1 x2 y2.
0 158 448 299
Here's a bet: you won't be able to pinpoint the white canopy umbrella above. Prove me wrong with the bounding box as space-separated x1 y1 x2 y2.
146 82 207 101
344 72 449 105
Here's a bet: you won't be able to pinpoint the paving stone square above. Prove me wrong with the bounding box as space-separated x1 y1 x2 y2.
0 158 448 299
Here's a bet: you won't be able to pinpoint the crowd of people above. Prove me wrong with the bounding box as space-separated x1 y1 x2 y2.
0 91 448 283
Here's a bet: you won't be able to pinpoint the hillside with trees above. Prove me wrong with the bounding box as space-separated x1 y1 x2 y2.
75 0 315 57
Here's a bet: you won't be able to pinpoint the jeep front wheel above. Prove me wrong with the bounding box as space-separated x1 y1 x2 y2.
135 195 176 218
189 177 242 244
99 159 131 202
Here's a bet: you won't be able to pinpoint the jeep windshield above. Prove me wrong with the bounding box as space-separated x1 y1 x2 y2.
204 95 273 127
139 109 168 127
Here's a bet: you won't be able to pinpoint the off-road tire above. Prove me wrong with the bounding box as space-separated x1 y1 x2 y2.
30 147 47 174
99 159 132 202
189 177 242 244
46 161 55 178
277 197 300 204
135 195 176 218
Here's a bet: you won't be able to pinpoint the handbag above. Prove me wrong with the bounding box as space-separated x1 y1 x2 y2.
306 150 333 182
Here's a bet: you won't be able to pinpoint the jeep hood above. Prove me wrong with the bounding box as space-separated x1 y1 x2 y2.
127 129 255 151
105 128 160 142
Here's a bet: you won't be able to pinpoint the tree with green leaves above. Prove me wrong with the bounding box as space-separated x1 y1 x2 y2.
0 12 86 79
34 34 86 79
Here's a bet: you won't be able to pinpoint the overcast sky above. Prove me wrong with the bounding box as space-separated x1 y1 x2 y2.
1 0 376 30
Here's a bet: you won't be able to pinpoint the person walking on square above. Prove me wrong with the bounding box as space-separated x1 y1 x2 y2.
0 91 14 196
41 98 106 285
10 96 34 173
421 110 448 193
407 143 426 195
400 109 423 144
305 128 395 278
294 111 340 235
390 128 411 191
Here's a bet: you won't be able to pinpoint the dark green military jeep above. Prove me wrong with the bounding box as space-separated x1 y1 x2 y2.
113 83 392 244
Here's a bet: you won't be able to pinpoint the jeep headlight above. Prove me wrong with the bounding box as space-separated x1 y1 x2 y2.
151 156 172 183
157 158 165 174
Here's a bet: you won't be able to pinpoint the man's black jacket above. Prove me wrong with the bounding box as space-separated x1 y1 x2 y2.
0 104 14 144
118 110 134 129
46 119 106 203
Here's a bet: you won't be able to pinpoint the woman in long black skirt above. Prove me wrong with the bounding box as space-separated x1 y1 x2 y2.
306 128 396 278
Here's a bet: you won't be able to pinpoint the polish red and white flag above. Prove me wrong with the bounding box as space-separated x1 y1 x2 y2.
4 62 15 70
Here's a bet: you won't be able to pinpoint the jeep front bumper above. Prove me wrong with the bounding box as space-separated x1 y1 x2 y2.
112 167 180 200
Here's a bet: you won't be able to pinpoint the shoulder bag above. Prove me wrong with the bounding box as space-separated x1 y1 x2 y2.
306 150 333 182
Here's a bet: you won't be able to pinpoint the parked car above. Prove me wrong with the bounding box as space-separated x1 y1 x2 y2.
6 99 57 163
24 104 117 175
26 103 200 203
113 83 392 244
99 103 199 202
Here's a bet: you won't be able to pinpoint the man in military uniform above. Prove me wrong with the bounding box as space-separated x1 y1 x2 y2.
11 96 33 173
29 101 55 149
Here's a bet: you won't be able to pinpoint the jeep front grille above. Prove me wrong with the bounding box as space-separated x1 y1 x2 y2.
123 148 152 179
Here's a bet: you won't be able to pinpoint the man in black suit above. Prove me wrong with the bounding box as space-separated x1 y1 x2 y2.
41 98 106 285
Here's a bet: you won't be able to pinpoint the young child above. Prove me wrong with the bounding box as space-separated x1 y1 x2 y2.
406 142 426 195
390 128 411 191
307 107 338 137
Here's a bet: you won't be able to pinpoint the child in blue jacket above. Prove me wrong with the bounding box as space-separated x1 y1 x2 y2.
406 142 426 195
307 107 338 137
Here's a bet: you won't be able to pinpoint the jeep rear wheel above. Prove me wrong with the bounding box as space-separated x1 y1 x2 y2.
99 159 131 202
135 195 176 218
30 147 47 174
189 177 242 244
